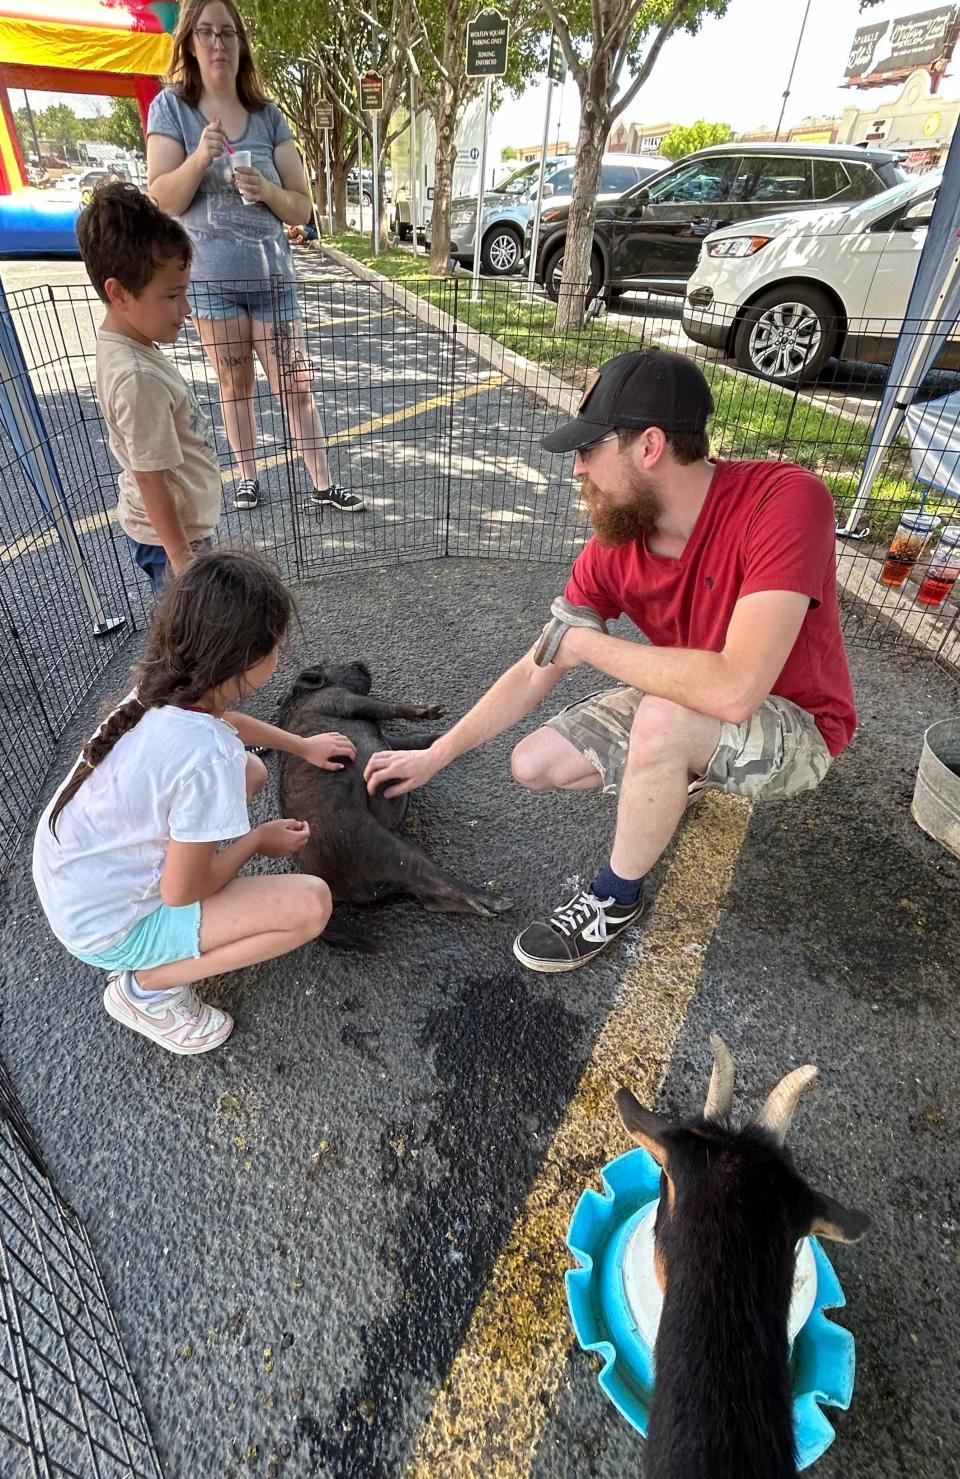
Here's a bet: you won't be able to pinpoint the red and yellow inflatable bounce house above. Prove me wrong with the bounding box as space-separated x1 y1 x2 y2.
0 1 176 194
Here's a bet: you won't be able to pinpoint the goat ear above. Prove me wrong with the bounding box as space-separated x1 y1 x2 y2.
294 668 327 692
615 1087 669 1166
809 1192 871 1245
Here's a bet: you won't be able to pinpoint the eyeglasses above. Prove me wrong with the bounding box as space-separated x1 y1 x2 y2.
193 24 240 47
577 432 619 462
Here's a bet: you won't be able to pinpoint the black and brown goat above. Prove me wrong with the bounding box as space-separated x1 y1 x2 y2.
616 1037 870 1479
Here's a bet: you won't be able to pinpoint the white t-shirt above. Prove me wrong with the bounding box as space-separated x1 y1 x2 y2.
33 702 250 956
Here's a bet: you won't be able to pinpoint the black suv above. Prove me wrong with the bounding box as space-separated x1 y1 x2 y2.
526 143 908 301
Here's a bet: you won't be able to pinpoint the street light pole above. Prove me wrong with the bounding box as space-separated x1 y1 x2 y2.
775 0 812 142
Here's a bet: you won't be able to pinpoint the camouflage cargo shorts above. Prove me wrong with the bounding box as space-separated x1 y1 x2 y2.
545 686 833 801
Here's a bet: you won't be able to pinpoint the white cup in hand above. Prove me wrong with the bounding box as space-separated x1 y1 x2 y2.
232 149 255 204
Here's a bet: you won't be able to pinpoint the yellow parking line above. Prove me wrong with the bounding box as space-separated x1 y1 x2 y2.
222 374 506 481
406 791 753 1479
0 376 507 562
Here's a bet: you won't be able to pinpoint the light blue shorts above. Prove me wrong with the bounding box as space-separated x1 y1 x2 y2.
70 902 202 972
189 282 301 323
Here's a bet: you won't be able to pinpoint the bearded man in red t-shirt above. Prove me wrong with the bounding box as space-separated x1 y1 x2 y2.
366 348 856 973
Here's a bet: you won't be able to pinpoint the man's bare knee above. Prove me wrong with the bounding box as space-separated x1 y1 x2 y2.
512 729 599 791
628 696 719 772
511 736 553 791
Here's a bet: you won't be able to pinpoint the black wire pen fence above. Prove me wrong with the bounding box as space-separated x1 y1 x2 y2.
3 270 959 879
1 262 959 1475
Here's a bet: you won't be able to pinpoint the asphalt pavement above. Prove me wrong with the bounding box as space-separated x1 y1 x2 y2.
0 251 959 1479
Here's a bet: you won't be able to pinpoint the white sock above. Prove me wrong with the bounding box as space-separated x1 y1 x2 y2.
124 972 178 1005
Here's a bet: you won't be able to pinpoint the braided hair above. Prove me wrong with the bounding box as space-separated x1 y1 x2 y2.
49 549 294 838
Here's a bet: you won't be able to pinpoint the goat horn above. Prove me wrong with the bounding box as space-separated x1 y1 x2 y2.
703 1034 735 1121
755 1064 818 1145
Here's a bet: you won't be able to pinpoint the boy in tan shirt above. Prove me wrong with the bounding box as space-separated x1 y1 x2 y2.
76 182 222 594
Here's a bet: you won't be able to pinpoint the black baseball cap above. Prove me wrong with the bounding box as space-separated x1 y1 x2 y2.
541 348 714 453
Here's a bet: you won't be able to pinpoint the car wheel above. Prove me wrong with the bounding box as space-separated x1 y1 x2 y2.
480 226 522 276
733 286 838 385
543 244 604 304
398 223 412 241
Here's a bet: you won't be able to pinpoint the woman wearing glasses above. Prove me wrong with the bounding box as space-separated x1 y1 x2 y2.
146 0 362 513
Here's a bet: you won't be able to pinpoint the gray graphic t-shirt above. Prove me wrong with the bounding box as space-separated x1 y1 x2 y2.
147 87 296 285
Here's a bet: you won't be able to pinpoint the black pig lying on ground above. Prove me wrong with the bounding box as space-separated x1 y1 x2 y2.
276 662 511 944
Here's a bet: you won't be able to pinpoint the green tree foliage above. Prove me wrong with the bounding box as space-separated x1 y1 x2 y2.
540 0 732 329
659 118 732 160
36 103 81 152
99 98 144 153
501 145 519 160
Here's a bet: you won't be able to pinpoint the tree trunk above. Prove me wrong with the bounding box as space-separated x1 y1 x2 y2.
332 161 349 232
554 80 611 333
376 158 391 249
429 83 459 276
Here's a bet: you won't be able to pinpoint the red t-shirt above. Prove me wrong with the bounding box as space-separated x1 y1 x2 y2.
564 459 857 756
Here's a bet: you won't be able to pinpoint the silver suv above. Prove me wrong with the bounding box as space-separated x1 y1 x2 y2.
425 153 668 277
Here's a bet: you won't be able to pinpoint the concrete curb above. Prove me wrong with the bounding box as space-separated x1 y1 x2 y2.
320 243 582 419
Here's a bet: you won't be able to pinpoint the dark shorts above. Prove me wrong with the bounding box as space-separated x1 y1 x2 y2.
127 536 213 597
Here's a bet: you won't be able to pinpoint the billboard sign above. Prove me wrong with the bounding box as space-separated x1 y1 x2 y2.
844 6 958 84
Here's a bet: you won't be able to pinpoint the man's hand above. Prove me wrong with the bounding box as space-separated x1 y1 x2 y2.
298 732 357 770
255 819 310 857
365 747 444 799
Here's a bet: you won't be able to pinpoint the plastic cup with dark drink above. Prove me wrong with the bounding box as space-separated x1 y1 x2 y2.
878 509 940 588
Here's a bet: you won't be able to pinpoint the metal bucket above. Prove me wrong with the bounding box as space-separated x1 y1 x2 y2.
912 718 960 859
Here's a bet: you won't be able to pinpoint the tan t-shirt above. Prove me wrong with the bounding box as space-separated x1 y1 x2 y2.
96 329 222 544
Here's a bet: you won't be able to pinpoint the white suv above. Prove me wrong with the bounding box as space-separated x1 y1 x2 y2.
681 174 942 384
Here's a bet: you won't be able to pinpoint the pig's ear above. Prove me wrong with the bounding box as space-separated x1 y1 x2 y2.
293 668 327 692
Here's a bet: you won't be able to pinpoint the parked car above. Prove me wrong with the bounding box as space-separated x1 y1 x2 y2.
425 153 668 277
525 142 909 302
680 173 944 385
347 168 373 205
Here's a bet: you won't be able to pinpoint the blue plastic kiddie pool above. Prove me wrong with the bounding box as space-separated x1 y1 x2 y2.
566 1147 857 1470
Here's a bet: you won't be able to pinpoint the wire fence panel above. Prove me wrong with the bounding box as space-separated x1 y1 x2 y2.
2 263 960 1473
3 270 960 882
0 1061 163 1478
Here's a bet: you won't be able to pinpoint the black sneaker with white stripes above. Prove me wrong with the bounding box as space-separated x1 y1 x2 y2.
311 484 365 512
234 478 260 510
513 885 645 973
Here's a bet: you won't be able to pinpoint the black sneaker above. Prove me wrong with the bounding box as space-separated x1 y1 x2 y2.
513 886 645 973
311 484 364 512
235 478 260 510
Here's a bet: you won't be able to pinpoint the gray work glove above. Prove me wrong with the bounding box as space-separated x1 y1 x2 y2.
534 596 608 668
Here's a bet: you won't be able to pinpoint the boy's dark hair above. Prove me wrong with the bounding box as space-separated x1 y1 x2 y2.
617 425 711 465
49 550 294 838
76 182 192 302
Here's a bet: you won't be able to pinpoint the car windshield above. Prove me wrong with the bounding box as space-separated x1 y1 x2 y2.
493 161 565 195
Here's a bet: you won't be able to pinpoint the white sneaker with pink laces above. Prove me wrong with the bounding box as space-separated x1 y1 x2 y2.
103 971 233 1055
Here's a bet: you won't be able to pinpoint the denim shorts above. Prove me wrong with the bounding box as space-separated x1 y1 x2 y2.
70 901 203 972
188 281 301 323
127 536 213 597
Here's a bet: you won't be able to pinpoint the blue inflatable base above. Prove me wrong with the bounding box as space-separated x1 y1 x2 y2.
0 194 81 258
566 1147 856 1470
